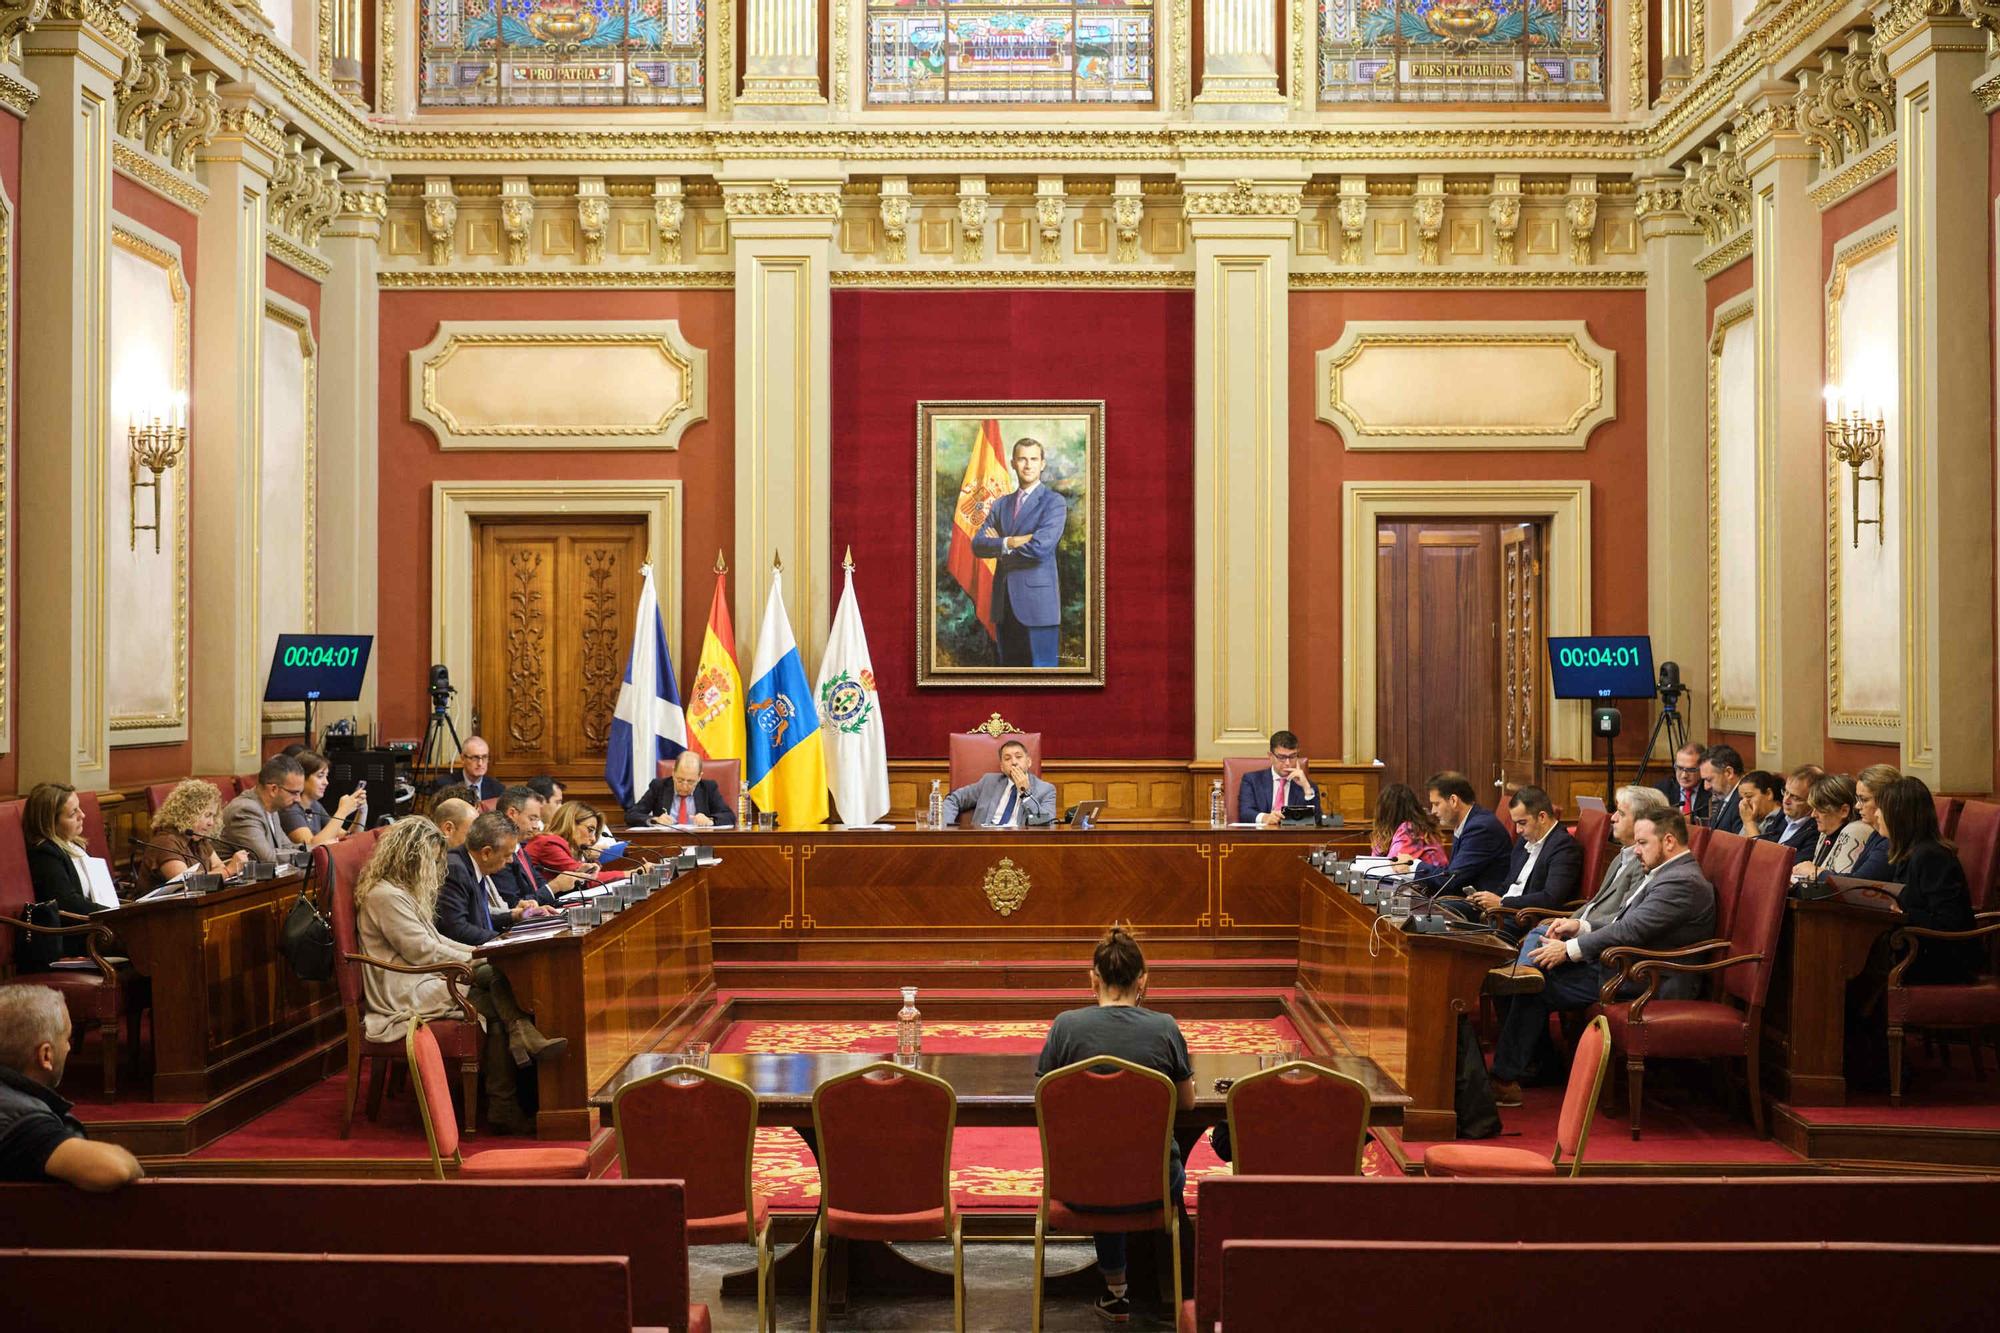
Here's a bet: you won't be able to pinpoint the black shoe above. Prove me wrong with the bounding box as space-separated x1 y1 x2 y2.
1092 1287 1131 1325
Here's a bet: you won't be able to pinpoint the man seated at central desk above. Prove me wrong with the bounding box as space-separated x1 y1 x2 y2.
939 739 1058 828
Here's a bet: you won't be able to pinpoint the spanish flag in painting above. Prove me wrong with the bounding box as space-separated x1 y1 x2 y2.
687 564 745 765
745 567 828 830
946 418 1011 641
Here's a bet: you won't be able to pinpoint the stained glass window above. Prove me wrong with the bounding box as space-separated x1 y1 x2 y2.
866 0 1155 105
420 0 706 107
1318 0 1606 103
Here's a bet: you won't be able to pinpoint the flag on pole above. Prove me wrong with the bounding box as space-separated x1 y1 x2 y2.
946 418 1011 640
745 564 828 830
605 564 687 809
687 557 746 765
815 550 890 828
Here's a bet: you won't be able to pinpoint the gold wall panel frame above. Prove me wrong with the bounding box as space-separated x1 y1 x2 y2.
261 293 321 732
0 182 10 754
408 319 709 450
1315 320 1616 450
107 221 192 743
1706 293 1756 732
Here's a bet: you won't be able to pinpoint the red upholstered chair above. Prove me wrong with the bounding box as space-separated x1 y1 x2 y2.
196 774 240 799
1953 801 2000 911
947 729 1043 792
1423 1015 1611 1178
1222 1061 1370 1176
1574 806 1612 897
234 773 258 796
1696 828 1754 938
324 832 481 1136
1219 757 1263 826
1885 912 2000 1106
1935 796 1965 840
144 783 178 817
1033 1056 1182 1333
1689 824 1712 859
0 801 141 1094
75 791 113 864
809 1063 963 1333
656 756 742 816
405 1019 588 1180
1596 838 1792 1139
613 1065 775 1333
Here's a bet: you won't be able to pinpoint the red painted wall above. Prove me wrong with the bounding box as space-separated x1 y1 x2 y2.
1288 288 1650 762
265 254 321 333
107 178 202 786
829 289 1195 760
376 289 735 742
0 112 16 796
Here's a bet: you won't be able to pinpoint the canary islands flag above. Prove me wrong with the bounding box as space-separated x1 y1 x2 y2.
688 565 745 765
745 568 828 830
605 564 687 810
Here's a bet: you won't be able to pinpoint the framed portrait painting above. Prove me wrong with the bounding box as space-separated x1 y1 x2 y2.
916 400 1106 687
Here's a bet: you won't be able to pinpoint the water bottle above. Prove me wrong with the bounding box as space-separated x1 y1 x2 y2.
1209 778 1225 829
736 789 751 828
928 780 944 830
896 987 922 1064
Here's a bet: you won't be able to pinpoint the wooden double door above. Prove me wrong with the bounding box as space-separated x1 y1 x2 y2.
1376 520 1544 797
472 518 647 783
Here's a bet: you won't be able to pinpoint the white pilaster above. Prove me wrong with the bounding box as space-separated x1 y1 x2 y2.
1194 0 1285 117
739 0 824 112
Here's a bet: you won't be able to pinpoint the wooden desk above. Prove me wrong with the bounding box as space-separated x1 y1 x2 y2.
476 867 715 1138
112 872 341 1103
1295 867 1512 1141
1766 893 1903 1106
623 823 1368 963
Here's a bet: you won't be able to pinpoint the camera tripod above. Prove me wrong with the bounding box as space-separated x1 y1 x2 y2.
1632 687 1689 787
415 696 464 787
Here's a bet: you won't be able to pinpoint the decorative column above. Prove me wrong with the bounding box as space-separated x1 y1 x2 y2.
725 177 838 658
1737 89 1824 772
1193 0 1285 117
315 173 385 730
738 0 823 113
1658 0 1702 100
1637 172 1712 741
15 0 127 788
328 0 365 102
189 88 281 773
1186 177 1299 759
1879 1 1993 790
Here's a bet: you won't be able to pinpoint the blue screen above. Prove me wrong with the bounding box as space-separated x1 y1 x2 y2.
1545 636 1656 700
264 634 373 702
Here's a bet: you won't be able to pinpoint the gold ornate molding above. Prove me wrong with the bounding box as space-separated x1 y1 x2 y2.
982 857 1031 916
0 184 10 751
829 268 1193 288
0 66 34 117
723 179 842 219
1290 269 1647 288
1695 230 1752 278
112 141 208 213
266 226 331 281
1183 179 1302 219
409 320 708 450
1807 139 1898 210
378 268 733 289
1706 295 1757 731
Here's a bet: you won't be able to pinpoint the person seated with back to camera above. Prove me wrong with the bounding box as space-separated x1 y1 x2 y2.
1451 784 1583 936
1238 730 1322 829
524 801 616 885
938 738 1056 828
1392 771 1514 899
1370 782 1448 869
625 750 736 829
436 809 559 946
282 751 366 851
1035 925 1196 1326
135 779 250 894
0 986 143 1189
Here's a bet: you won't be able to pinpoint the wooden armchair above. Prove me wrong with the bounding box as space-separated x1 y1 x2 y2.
1885 912 2000 1105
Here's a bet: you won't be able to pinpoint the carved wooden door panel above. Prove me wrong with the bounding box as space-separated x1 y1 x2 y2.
1499 522 1544 792
1375 522 1502 797
473 518 645 780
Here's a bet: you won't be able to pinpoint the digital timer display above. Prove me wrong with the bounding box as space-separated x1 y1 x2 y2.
1546 636 1657 700
265 634 373 703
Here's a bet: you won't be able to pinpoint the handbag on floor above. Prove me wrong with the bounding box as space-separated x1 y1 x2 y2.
1453 1015 1502 1139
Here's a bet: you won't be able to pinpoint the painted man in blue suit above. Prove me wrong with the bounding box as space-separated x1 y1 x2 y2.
971 437 1069 668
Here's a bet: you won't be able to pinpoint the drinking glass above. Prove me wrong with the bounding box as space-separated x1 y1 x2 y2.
681 1041 711 1070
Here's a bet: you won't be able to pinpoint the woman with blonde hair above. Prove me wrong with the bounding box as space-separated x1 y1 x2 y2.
353 818 566 1134
523 800 611 884
1849 763 1900 881
136 780 250 894
1793 774 1873 885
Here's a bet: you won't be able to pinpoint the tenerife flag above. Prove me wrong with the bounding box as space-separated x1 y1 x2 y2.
605 564 688 809
815 553 890 828
745 567 828 830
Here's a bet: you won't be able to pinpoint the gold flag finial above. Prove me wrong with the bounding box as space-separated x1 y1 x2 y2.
842 545 854 572
713 549 727 574
772 549 783 573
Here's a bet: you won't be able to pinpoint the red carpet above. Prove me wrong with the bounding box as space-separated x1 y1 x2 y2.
191 1077 589 1162
1781 1060 2000 1130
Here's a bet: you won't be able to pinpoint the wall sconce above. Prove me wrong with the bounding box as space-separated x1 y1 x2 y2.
1823 385 1885 549
129 391 188 553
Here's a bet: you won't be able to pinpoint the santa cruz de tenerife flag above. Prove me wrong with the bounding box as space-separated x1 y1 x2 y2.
745 565 828 829
815 552 890 828
687 559 745 764
605 564 688 810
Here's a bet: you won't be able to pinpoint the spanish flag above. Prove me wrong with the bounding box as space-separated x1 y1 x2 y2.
745 567 828 830
687 563 745 764
947 418 1012 640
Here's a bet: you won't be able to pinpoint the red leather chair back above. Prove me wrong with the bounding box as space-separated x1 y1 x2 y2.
234 773 258 796
813 1064 955 1223
1727 840 1794 1008
0 800 31 958
76 791 112 863
947 731 1043 791
1954 801 2000 912
613 1068 761 1239
144 783 178 816
1224 1062 1370 1176
1935 796 1965 840
1036 1057 1177 1210
1689 825 1712 859
1696 829 1753 939
196 775 240 799
1220 757 1264 825
321 829 381 1012
406 1018 461 1172
1556 1015 1610 1161
1574 807 1611 895
654 757 741 813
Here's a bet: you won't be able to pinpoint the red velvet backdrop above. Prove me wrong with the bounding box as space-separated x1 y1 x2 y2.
829 289 1194 760
0 113 15 797
106 177 204 785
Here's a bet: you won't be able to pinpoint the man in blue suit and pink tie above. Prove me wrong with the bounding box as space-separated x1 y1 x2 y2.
972 437 1070 668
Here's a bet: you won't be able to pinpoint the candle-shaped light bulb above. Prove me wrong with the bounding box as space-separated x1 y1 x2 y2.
1823 385 1840 422
173 391 187 429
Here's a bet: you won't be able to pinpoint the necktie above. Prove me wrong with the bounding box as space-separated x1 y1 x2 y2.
1272 774 1286 817
1682 787 1693 814
517 849 539 896
678 794 692 825
996 784 1018 827
475 876 496 932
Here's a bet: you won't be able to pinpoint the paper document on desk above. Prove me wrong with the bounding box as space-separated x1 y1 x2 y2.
82 857 120 910
681 845 722 865
836 824 894 832
556 883 615 903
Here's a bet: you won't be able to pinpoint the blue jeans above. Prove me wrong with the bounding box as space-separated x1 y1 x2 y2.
1066 1150 1187 1277
1517 922 1551 965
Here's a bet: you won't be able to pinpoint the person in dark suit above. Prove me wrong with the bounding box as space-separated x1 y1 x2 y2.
1701 743 1746 833
1489 809 1716 1104
1236 730 1322 828
626 750 736 828
1398 771 1513 897
1461 786 1582 936
20 786 102 962
455 737 503 804
970 437 1070 668
490 786 577 909
1738 770 1787 840
1778 765 1824 864
1877 777 1981 986
437 812 555 947
1654 743 1711 823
